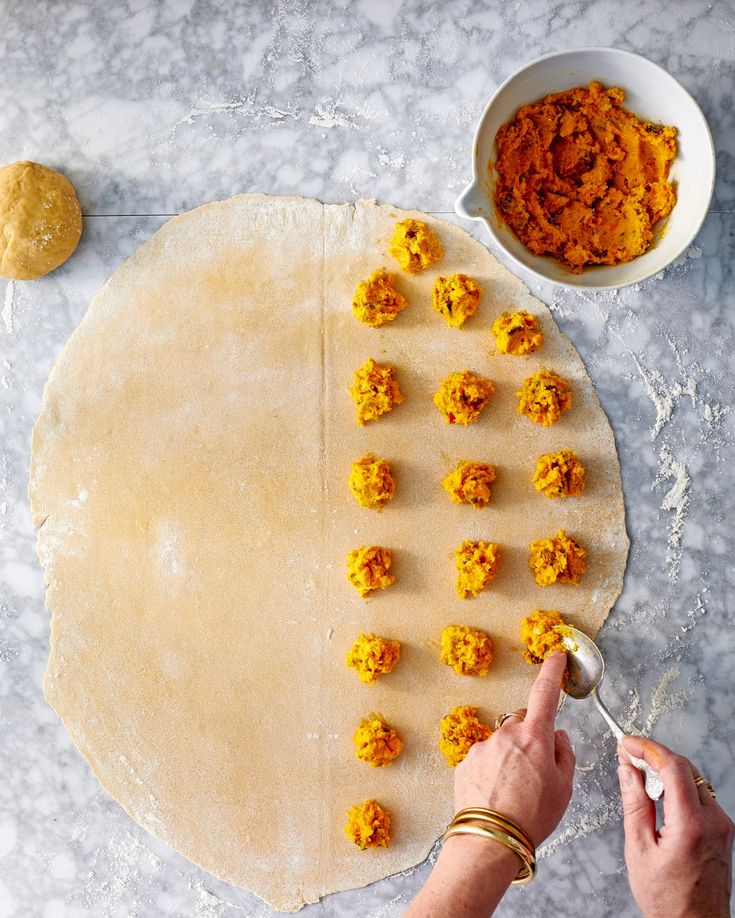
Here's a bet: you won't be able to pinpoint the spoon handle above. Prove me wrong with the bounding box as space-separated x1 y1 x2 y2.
592 691 664 801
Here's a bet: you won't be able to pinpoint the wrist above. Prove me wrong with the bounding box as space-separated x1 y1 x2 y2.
440 831 521 881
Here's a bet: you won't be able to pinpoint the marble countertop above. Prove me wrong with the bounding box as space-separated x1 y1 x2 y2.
1 1 733 916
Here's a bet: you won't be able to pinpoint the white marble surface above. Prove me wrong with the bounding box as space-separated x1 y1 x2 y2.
1 1 734 916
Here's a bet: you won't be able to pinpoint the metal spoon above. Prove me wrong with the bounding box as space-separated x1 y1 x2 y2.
557 626 664 801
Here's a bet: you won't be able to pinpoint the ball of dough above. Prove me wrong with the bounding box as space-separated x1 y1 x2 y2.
0 160 82 280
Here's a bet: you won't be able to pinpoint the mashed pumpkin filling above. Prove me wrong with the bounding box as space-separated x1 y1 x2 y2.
454 539 500 598
439 624 493 676
349 357 404 425
352 267 407 327
346 633 401 685
516 368 572 426
353 714 404 767
442 460 496 508
492 310 543 355
533 449 585 499
349 453 396 509
520 609 573 664
529 529 587 586
344 799 392 849
494 82 677 273
346 545 395 596
433 370 495 424
389 218 443 273
432 273 482 328
439 705 492 766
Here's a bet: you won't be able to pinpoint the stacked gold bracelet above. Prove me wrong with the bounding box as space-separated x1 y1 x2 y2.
442 807 537 885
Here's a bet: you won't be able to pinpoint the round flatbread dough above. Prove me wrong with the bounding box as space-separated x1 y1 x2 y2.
30 195 629 912
0 160 82 280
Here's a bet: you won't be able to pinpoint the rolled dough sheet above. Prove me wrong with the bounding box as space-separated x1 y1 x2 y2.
29 195 629 912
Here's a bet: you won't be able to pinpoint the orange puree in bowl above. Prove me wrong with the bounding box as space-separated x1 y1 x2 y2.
493 82 677 273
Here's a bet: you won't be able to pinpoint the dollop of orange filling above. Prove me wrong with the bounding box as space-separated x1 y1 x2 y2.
494 82 677 273
344 799 392 849
433 371 495 425
520 609 573 664
454 540 500 598
349 453 396 509
442 461 496 508
533 449 585 499
491 310 543 355
439 705 492 767
432 273 482 328
389 218 443 273
353 714 403 767
349 357 404 425
352 267 407 327
516 369 572 426
439 625 493 676
346 546 395 597
346 633 401 685
528 530 586 586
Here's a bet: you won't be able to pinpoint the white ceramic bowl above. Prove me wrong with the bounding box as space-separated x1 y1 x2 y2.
455 47 715 289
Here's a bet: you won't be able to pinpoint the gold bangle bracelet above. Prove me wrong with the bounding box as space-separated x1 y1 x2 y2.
452 807 535 852
443 822 537 885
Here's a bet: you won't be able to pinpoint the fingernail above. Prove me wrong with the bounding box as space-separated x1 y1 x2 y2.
558 729 572 745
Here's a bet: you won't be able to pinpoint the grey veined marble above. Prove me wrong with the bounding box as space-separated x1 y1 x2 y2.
1 1 734 916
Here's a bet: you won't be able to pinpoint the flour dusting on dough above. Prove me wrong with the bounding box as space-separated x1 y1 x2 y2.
156 522 183 577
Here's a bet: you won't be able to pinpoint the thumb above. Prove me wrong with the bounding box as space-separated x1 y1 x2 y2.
618 759 656 851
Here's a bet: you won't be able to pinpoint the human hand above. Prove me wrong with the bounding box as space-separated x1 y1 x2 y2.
618 735 734 918
453 651 576 847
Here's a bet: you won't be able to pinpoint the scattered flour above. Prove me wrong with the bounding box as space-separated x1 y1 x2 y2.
194 886 226 916
539 799 623 858
308 101 356 129
377 148 407 169
676 593 707 640
2 281 14 334
82 831 160 910
643 667 681 735
652 444 690 581
177 98 300 127
630 355 675 438
547 299 572 319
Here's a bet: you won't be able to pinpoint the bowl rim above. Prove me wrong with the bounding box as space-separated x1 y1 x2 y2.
456 46 716 290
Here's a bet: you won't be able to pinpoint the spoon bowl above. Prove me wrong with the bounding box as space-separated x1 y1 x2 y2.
559 627 605 699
